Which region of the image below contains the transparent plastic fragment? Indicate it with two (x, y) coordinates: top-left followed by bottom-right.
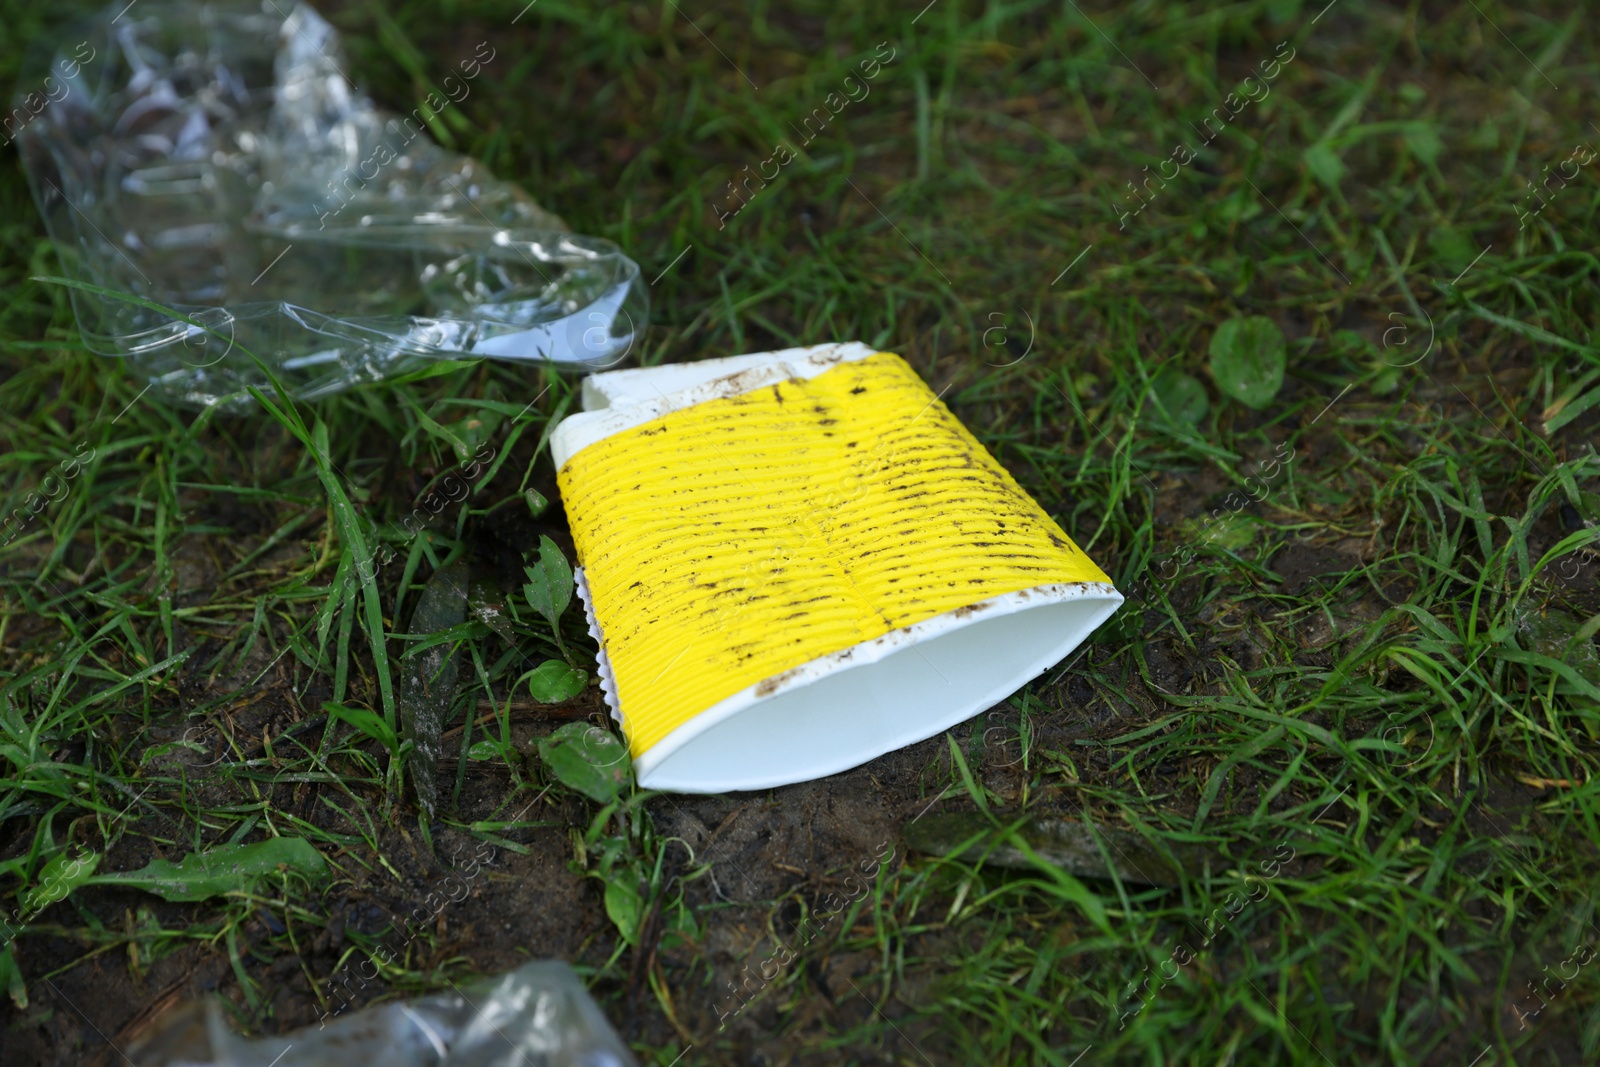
(127, 959), (638, 1067)
(14, 1), (646, 408)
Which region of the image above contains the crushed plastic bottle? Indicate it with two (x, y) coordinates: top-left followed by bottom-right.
(13, 1), (647, 409)
(126, 959), (638, 1067)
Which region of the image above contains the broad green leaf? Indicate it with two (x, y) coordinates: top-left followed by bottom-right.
(88, 839), (327, 902)
(1190, 512), (1258, 552)
(604, 875), (644, 946)
(1149, 369), (1209, 427)
(537, 721), (631, 804)
(526, 660), (588, 703)
(1209, 316), (1286, 409)
(467, 740), (504, 761)
(20, 850), (100, 915)
(523, 535), (574, 625)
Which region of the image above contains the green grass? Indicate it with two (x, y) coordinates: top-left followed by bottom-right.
(3, 0), (1600, 1064)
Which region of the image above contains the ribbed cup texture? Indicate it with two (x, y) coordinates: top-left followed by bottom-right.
(557, 352), (1112, 757)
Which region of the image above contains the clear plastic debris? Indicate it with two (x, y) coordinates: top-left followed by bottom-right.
(127, 959), (638, 1067)
(14, 1), (646, 409)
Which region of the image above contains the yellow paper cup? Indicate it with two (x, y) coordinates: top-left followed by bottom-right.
(551, 342), (1122, 793)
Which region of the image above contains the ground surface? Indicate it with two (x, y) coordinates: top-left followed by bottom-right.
(2, 1), (1599, 1064)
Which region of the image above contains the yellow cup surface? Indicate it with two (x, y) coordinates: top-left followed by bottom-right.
(557, 351), (1112, 758)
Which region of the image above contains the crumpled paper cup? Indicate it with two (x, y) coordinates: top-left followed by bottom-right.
(551, 342), (1122, 793)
